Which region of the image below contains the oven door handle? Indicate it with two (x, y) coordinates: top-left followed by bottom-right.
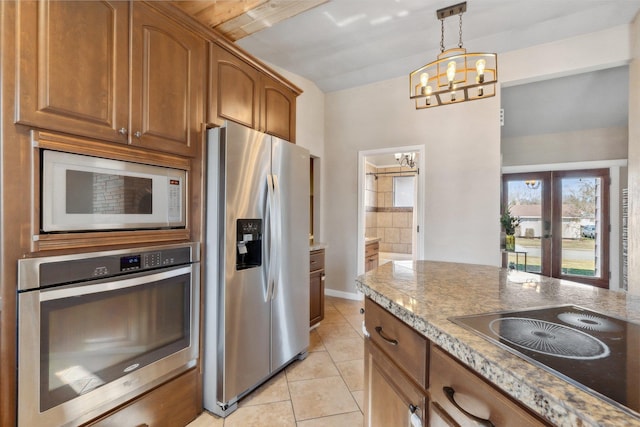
(38, 265), (193, 302)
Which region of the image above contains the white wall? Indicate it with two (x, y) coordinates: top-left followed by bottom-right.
(627, 14), (640, 295)
(324, 78), (501, 294)
(502, 127), (628, 166)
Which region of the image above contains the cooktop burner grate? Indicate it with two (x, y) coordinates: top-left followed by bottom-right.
(488, 317), (610, 359)
(557, 312), (623, 333)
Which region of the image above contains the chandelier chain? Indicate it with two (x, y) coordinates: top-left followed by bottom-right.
(458, 12), (463, 48)
(440, 18), (445, 52)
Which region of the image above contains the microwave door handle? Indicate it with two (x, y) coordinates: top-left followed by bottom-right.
(38, 266), (192, 302)
(266, 174), (276, 302)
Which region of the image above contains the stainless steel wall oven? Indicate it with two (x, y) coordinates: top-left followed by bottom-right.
(17, 243), (199, 427)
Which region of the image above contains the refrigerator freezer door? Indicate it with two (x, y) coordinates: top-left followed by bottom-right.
(210, 123), (272, 405)
(270, 138), (310, 370)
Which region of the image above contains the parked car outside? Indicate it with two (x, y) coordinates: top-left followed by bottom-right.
(581, 224), (596, 238)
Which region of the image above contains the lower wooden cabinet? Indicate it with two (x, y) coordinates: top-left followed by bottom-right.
(365, 339), (427, 427)
(429, 345), (547, 427)
(309, 248), (325, 327)
(363, 298), (549, 427)
(84, 369), (199, 427)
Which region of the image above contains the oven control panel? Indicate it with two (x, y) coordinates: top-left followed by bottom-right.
(27, 244), (198, 288)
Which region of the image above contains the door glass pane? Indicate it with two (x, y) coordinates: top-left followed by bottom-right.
(560, 176), (601, 278)
(505, 180), (543, 273)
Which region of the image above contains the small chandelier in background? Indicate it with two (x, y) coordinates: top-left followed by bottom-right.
(525, 180), (540, 190)
(409, 2), (497, 109)
(395, 153), (416, 168)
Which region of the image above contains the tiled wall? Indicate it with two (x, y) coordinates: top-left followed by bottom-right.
(364, 163), (415, 254)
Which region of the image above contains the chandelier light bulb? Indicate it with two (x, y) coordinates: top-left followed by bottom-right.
(447, 61), (456, 90)
(420, 72), (429, 87)
(475, 59), (486, 83)
(420, 72), (429, 95)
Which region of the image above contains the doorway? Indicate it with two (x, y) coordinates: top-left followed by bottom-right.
(357, 146), (425, 275)
(502, 169), (610, 288)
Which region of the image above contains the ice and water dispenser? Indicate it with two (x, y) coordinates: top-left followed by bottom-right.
(236, 219), (262, 270)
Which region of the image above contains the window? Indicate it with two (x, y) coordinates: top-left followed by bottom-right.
(393, 176), (414, 207)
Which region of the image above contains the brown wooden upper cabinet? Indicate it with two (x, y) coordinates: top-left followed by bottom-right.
(16, 1), (205, 157)
(209, 43), (297, 142)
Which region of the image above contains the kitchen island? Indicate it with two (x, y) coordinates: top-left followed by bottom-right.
(355, 260), (640, 426)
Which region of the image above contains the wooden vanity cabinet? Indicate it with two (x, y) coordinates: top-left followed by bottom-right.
(365, 241), (379, 272)
(17, 1), (205, 157)
(209, 43), (297, 142)
(309, 248), (325, 327)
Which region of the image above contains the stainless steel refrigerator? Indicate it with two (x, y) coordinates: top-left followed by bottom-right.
(203, 121), (310, 417)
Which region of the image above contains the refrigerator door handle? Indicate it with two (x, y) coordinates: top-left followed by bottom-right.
(264, 174), (275, 302)
(266, 174), (277, 301)
(271, 174), (282, 300)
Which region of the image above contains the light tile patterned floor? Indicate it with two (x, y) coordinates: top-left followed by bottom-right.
(188, 296), (365, 427)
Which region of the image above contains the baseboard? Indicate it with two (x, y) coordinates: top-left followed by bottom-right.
(324, 288), (364, 301)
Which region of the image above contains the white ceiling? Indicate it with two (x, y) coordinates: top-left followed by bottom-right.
(237, 0), (640, 93)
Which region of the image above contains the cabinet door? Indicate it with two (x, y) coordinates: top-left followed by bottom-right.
(131, 3), (205, 157)
(17, 0), (129, 143)
(209, 43), (260, 129)
(365, 340), (426, 427)
(309, 269), (324, 327)
(260, 74), (296, 142)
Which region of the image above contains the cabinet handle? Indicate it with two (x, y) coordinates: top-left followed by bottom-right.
(443, 386), (495, 427)
(134, 131), (142, 138)
(118, 127), (128, 135)
(374, 326), (398, 346)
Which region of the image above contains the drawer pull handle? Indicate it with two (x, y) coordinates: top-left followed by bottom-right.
(374, 326), (398, 346)
(443, 386), (495, 427)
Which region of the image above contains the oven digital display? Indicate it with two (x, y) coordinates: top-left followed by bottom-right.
(120, 255), (141, 271)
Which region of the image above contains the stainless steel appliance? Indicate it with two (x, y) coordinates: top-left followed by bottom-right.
(17, 243), (199, 427)
(203, 122), (310, 416)
(41, 150), (186, 232)
(451, 305), (640, 418)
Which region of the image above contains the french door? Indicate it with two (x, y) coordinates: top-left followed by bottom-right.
(502, 169), (609, 288)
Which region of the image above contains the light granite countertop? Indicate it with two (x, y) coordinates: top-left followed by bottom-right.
(310, 241), (328, 251)
(355, 260), (640, 427)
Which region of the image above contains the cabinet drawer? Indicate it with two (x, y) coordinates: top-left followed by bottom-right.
(310, 249), (325, 271)
(364, 298), (427, 388)
(365, 241), (379, 257)
(430, 345), (548, 427)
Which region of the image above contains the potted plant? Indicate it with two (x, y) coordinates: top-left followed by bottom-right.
(500, 205), (520, 251)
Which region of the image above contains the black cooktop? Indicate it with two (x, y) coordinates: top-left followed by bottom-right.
(450, 305), (640, 417)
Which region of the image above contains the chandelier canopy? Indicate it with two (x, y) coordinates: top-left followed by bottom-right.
(409, 2), (497, 109)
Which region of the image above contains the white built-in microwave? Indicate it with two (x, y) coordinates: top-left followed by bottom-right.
(41, 150), (186, 232)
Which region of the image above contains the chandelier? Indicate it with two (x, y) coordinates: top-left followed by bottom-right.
(525, 180), (540, 190)
(395, 153), (416, 168)
(409, 2), (497, 109)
